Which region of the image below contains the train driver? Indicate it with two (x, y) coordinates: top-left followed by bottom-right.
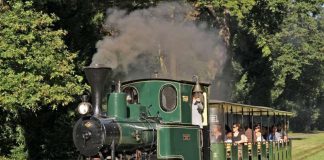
(192, 81), (204, 128)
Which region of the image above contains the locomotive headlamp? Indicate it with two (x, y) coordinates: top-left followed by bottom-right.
(77, 102), (92, 115)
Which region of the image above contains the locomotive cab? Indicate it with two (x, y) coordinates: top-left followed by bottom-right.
(120, 78), (210, 160)
(121, 78), (210, 125)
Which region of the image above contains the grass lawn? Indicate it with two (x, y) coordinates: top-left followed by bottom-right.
(290, 131), (324, 160)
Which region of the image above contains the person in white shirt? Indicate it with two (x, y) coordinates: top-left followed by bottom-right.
(268, 126), (282, 141)
(191, 80), (204, 128)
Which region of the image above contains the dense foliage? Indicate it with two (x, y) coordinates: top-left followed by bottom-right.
(0, 0), (323, 159)
(195, 0), (323, 131)
(0, 1), (84, 159)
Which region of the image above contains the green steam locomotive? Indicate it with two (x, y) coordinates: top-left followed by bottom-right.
(73, 65), (292, 160)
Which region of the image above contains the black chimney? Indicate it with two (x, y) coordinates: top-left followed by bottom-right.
(84, 64), (112, 117)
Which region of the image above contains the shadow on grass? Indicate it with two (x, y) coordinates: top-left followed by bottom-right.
(290, 137), (305, 140)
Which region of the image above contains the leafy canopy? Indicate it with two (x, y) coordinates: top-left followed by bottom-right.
(0, 1), (84, 112)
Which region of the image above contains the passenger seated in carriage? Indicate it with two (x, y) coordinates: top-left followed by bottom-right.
(232, 123), (247, 144)
(254, 124), (264, 142)
(268, 125), (282, 141)
(210, 124), (223, 143)
(281, 123), (289, 142)
(224, 125), (232, 143)
(244, 124), (253, 143)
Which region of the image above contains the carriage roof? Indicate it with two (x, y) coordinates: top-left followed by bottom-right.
(209, 100), (293, 116)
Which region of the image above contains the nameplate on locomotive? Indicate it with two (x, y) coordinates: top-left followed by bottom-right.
(84, 121), (92, 128)
(182, 96), (189, 102)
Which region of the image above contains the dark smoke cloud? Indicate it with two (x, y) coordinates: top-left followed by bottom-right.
(92, 2), (227, 82)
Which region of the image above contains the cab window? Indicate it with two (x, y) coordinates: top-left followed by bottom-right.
(123, 86), (139, 104)
(160, 85), (177, 112)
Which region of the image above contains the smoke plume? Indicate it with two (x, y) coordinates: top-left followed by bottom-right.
(92, 2), (227, 82)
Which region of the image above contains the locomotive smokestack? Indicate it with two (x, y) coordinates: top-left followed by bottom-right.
(84, 64), (112, 117)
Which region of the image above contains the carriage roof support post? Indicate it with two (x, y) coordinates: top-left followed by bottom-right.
(223, 104), (226, 142)
(231, 106), (233, 142)
(241, 107), (244, 132)
(286, 114), (289, 138)
(226, 106), (229, 129)
(235, 107), (238, 125)
(260, 111), (263, 142)
(234, 107), (236, 123)
(285, 114), (288, 143)
(267, 111), (270, 141)
(251, 109), (254, 143)
(273, 112), (276, 127)
(248, 110), (251, 130)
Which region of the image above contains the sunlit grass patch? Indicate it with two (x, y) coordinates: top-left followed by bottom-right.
(290, 131), (324, 160)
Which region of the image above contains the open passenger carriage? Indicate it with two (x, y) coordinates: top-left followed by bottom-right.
(207, 101), (293, 160)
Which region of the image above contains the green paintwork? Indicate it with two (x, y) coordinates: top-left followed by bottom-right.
(123, 81), (182, 122)
(274, 142), (278, 160)
(214, 141), (292, 160)
(284, 143), (286, 159)
(157, 125), (201, 160)
(252, 144), (258, 160)
(121, 79), (209, 124)
(102, 79), (294, 160)
(269, 142), (274, 160)
(231, 145), (238, 160)
(108, 92), (127, 118)
(180, 83), (193, 124)
(242, 145), (249, 160)
(261, 143), (266, 159)
(210, 143), (226, 160)
(115, 120), (156, 152)
(127, 104), (147, 120)
(287, 141), (292, 160)
(278, 143), (281, 160)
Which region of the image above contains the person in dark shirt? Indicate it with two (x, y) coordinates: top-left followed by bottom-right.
(232, 123), (247, 144)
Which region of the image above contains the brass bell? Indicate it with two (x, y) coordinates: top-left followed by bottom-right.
(193, 76), (203, 93)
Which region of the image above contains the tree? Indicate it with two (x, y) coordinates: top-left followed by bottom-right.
(195, 0), (323, 131)
(0, 1), (84, 158)
(268, 1), (324, 131)
(195, 0), (289, 105)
